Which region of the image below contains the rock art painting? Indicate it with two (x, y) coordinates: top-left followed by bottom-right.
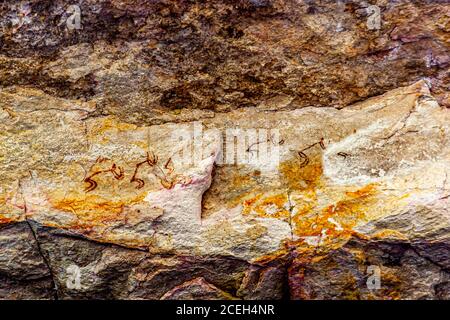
(0, 0), (449, 300)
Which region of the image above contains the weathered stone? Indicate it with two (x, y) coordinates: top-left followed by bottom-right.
(237, 265), (286, 300)
(161, 277), (238, 300)
(0, 0), (449, 300)
(288, 236), (449, 300)
(0, 222), (54, 299)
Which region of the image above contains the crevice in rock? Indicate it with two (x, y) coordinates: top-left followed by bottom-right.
(34, 223), (150, 253)
(281, 264), (292, 300)
(17, 178), (58, 300)
(24, 219), (59, 300)
(379, 101), (418, 141)
(286, 189), (294, 241)
(409, 245), (449, 273)
(200, 160), (217, 222)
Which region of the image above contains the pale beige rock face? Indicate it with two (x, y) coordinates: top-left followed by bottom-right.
(0, 0), (449, 300)
(1, 80), (449, 300)
(2, 81), (449, 259)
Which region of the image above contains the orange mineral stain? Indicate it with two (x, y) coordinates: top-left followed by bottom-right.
(242, 193), (290, 220)
(49, 191), (147, 226)
(89, 117), (138, 136)
(0, 216), (15, 224)
(279, 160), (323, 191)
(87, 117), (147, 147)
(292, 184), (378, 248)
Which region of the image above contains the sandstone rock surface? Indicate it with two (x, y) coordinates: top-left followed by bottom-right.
(0, 0), (449, 300)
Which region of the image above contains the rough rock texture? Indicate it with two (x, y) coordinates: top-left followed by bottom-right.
(0, 0), (449, 300)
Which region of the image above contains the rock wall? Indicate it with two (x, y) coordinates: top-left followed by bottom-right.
(0, 0), (449, 299)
